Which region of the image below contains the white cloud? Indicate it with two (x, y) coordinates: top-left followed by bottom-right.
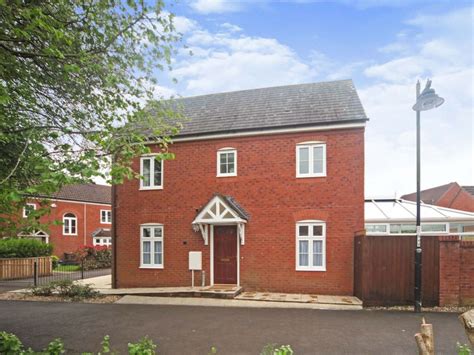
(172, 25), (315, 95)
(362, 6), (473, 196)
(189, 0), (242, 14)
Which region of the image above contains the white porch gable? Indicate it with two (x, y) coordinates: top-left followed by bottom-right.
(192, 195), (247, 245)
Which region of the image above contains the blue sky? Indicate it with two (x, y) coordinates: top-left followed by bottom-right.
(152, 0), (473, 197)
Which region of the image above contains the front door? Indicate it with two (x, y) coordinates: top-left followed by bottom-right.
(214, 226), (237, 284)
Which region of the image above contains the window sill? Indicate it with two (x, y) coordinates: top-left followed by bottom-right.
(139, 186), (163, 191)
(139, 265), (164, 269)
(296, 267), (326, 272)
(296, 174), (327, 179)
(63, 234), (78, 237)
(100, 222), (112, 225)
(216, 174), (237, 178)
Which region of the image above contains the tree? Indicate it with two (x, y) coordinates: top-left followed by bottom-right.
(0, 0), (184, 235)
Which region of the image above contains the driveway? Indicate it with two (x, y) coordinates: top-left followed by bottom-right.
(0, 301), (469, 354)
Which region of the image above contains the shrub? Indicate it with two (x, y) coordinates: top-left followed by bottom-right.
(75, 245), (111, 270)
(30, 284), (54, 296)
(29, 280), (101, 300)
(0, 333), (157, 355)
(50, 279), (100, 300)
(128, 336), (157, 355)
(0, 238), (53, 258)
(51, 255), (59, 269)
(260, 344), (294, 355)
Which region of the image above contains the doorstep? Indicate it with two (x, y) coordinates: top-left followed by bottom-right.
(99, 284), (242, 299)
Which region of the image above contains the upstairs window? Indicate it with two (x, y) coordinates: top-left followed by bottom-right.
(23, 203), (36, 218)
(63, 213), (77, 235)
(296, 143), (326, 178)
(296, 221), (326, 271)
(140, 225), (163, 268)
(101, 210), (112, 224)
(140, 156), (163, 190)
(217, 148), (237, 177)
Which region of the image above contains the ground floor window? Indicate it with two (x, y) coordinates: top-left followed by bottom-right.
(140, 224), (163, 268)
(93, 237), (111, 247)
(296, 221), (326, 271)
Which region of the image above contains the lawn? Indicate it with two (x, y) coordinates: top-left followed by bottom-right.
(54, 264), (81, 272)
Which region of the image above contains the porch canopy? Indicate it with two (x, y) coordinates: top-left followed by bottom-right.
(192, 194), (249, 245)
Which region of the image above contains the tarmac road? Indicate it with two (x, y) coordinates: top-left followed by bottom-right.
(0, 300), (469, 354)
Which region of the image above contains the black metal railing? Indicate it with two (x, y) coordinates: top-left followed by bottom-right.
(0, 258), (110, 290)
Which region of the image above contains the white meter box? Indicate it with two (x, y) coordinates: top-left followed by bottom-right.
(188, 251), (202, 270)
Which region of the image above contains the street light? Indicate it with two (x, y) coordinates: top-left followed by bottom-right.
(412, 79), (444, 313)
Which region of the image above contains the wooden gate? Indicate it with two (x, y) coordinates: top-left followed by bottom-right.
(354, 235), (439, 306)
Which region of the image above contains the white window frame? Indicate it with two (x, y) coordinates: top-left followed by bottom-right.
(100, 210), (112, 224)
(296, 220), (326, 271)
(365, 223), (389, 235)
(93, 237), (112, 247)
(296, 142), (326, 178)
(63, 213), (77, 236)
(23, 203), (36, 218)
(420, 223), (448, 234)
(140, 224), (164, 269)
(217, 148), (237, 177)
(140, 155), (163, 190)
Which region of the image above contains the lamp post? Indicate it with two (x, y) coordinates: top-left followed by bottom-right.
(412, 79), (444, 313)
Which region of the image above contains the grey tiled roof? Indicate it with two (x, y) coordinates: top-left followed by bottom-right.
(170, 80), (367, 137)
(35, 184), (111, 204)
(221, 195), (250, 221)
(463, 186), (474, 196)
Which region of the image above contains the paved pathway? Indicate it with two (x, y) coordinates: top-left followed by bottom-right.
(0, 300), (469, 354)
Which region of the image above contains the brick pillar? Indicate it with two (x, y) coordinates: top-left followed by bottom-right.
(460, 241), (474, 306)
(439, 236), (461, 306)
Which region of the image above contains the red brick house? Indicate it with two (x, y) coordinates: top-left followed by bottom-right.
(23, 184), (112, 259)
(402, 182), (474, 213)
(114, 80), (368, 295)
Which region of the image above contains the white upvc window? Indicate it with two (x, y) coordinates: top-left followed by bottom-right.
(365, 224), (389, 234)
(23, 203), (36, 218)
(140, 156), (163, 190)
(100, 210), (112, 224)
(140, 224), (163, 268)
(94, 237), (112, 247)
(217, 148), (237, 177)
(296, 221), (326, 271)
(296, 143), (326, 178)
(63, 213), (77, 235)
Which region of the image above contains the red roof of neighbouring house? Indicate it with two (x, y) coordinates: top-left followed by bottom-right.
(35, 183), (111, 205)
(401, 182), (457, 205)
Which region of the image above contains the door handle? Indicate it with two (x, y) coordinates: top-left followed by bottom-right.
(220, 258), (230, 262)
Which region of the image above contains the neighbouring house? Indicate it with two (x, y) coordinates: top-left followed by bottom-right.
(22, 184), (112, 259)
(114, 79), (368, 294)
(401, 182), (474, 213)
(365, 198), (474, 237)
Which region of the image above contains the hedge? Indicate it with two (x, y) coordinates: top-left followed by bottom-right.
(0, 238), (53, 258)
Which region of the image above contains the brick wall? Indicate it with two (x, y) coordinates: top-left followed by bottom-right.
(27, 199), (112, 259)
(115, 127), (365, 295)
(439, 236), (474, 306)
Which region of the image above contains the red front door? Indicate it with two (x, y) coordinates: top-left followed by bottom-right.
(214, 226), (238, 284)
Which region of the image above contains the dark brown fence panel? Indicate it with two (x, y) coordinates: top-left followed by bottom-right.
(354, 235), (439, 306)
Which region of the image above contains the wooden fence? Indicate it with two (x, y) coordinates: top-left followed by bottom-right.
(354, 235), (439, 306)
(0, 256), (52, 280)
